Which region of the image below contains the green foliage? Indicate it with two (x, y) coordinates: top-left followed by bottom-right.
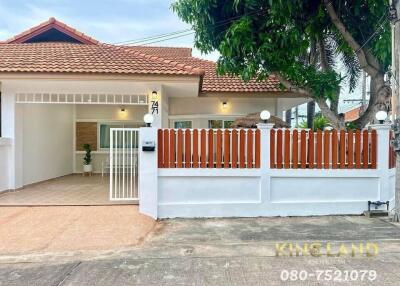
(172, 0), (391, 99)
(298, 114), (330, 131)
(83, 144), (92, 165)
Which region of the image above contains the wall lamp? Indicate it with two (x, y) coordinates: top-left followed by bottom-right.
(143, 113), (154, 127)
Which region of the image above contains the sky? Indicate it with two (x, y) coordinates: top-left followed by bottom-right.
(0, 0), (364, 117)
(0, 0), (219, 60)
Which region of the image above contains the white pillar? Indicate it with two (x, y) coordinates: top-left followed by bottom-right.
(370, 123), (391, 170)
(257, 123), (274, 204)
(370, 123), (392, 203)
(257, 123), (275, 170)
(138, 127), (158, 219)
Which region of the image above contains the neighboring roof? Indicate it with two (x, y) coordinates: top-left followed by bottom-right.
(231, 113), (289, 128)
(344, 105), (365, 121)
(4, 17), (99, 45)
(0, 43), (203, 76)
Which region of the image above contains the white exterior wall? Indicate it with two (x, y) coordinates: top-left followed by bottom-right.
(22, 104), (74, 185)
(0, 138), (11, 192)
(167, 96), (308, 128)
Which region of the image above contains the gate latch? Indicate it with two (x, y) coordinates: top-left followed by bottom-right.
(142, 141), (156, 152)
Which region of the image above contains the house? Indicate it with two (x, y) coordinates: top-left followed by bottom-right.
(0, 18), (308, 192)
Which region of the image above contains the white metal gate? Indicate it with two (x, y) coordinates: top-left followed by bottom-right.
(110, 128), (139, 201)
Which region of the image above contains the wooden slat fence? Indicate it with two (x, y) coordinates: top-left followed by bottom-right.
(158, 129), (261, 168)
(270, 129), (377, 169)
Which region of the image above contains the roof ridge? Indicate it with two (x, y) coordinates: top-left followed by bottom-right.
(4, 17), (99, 44)
(105, 44), (205, 76)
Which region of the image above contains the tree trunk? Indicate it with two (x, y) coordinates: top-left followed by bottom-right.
(307, 101), (315, 129)
(352, 74), (391, 128)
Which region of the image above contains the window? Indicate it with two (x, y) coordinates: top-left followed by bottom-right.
(208, 120), (235, 129)
(174, 121), (192, 129)
(99, 122), (143, 149)
(208, 120), (222, 129)
(223, 120), (234, 128)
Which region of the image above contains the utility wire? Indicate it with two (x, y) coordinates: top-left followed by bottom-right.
(113, 8), (268, 46)
(356, 12), (389, 52)
(113, 28), (192, 45)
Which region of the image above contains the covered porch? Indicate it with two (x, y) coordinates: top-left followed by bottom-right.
(0, 175), (127, 206)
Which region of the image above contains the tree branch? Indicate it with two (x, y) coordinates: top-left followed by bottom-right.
(272, 72), (313, 97)
(323, 0), (381, 76)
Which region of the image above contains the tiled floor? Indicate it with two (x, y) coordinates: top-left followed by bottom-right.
(0, 174), (136, 206)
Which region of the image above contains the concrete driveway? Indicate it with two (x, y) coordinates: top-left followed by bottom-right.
(0, 206), (156, 255)
(2, 215), (400, 285)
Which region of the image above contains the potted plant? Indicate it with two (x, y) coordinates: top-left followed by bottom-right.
(83, 143), (92, 173)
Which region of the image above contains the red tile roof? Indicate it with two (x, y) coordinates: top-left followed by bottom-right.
(166, 57), (282, 93)
(0, 43), (203, 76)
(4, 17), (99, 45)
(0, 18), (292, 94)
(125, 46), (282, 93)
(125, 46), (192, 58)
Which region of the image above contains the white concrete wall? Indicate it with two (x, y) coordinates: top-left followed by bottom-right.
(157, 169), (394, 218)
(75, 105), (147, 122)
(138, 124), (395, 218)
(22, 104), (74, 185)
(0, 138), (11, 192)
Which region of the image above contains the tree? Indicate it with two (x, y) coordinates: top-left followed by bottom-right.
(173, 0), (392, 129)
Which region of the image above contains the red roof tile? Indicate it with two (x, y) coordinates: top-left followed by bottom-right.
(0, 43), (203, 76)
(128, 52), (282, 93)
(124, 46), (192, 58)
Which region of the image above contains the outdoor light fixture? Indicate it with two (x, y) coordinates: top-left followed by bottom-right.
(143, 113), (154, 127)
(375, 110), (388, 124)
(222, 101), (228, 109)
(120, 106), (126, 112)
(260, 110), (271, 123)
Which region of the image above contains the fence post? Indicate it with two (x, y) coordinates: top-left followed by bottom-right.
(370, 123), (393, 205)
(257, 123), (275, 170)
(139, 127), (158, 219)
(370, 123), (391, 170)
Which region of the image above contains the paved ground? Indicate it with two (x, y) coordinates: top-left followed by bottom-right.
(2, 215), (400, 285)
(0, 206), (156, 254)
(0, 175), (135, 206)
